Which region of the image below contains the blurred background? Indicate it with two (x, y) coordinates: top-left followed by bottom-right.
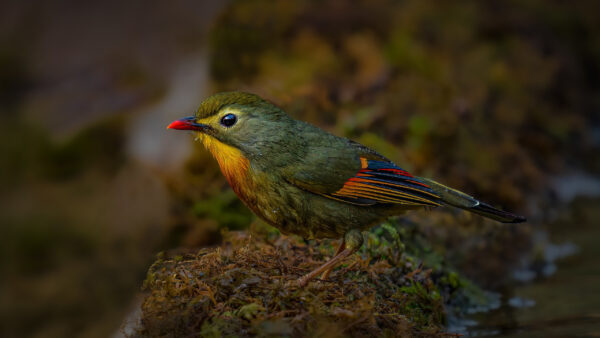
(1, 0), (599, 337)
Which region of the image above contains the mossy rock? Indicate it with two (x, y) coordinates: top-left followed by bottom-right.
(133, 230), (450, 337)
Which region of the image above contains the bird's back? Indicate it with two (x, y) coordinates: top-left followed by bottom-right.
(236, 120), (428, 238)
(241, 118), (523, 239)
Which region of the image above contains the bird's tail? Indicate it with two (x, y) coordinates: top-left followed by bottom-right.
(418, 177), (526, 223)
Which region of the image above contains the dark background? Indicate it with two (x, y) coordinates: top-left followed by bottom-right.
(1, 0), (599, 337)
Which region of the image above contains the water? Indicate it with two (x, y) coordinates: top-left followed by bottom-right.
(465, 197), (600, 337)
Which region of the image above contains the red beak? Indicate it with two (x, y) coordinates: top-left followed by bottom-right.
(167, 116), (208, 131)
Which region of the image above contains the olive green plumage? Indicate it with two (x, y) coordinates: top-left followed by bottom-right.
(198, 93), (404, 238)
(169, 91), (525, 285)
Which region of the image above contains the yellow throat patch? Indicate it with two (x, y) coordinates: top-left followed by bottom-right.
(198, 134), (250, 192)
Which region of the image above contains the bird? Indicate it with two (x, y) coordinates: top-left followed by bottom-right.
(167, 91), (526, 287)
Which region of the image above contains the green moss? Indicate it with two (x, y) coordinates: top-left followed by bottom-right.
(132, 218), (504, 337)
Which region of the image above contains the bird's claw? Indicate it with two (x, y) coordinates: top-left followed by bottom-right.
(286, 277), (309, 288)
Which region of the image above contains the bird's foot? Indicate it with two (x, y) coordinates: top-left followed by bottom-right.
(320, 239), (346, 281)
(284, 276), (310, 288)
(295, 275), (311, 288)
(290, 230), (363, 288)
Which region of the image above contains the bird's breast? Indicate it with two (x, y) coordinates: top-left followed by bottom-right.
(201, 136), (252, 197)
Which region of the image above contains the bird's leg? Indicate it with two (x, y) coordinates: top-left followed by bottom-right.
(320, 238), (345, 280)
(296, 230), (363, 287)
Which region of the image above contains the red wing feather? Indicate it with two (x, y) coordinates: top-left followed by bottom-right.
(327, 158), (442, 207)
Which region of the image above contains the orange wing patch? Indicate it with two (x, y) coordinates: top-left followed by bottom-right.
(329, 157), (442, 207)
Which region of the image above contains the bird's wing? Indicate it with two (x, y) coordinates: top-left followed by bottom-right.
(285, 141), (442, 207)
(326, 157), (443, 206)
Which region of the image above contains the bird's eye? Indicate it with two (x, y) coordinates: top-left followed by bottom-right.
(220, 113), (237, 127)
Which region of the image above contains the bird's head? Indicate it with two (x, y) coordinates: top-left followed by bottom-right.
(168, 92), (293, 175)
(168, 91), (291, 150)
